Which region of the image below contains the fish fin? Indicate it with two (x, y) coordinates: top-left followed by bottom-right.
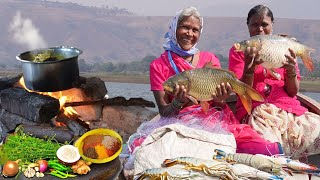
(270, 69), (281, 80)
(246, 86), (265, 102)
(234, 80), (264, 114)
(233, 43), (243, 52)
(238, 94), (253, 114)
(277, 33), (298, 41)
(200, 101), (210, 114)
(277, 33), (289, 38)
(263, 68), (267, 76)
(204, 61), (219, 69)
(300, 47), (315, 72)
(247, 55), (254, 69)
(188, 96), (198, 104)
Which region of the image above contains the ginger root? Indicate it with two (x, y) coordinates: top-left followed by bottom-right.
(71, 160), (92, 175)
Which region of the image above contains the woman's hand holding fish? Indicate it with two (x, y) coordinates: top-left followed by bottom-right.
(212, 83), (232, 105)
(172, 84), (189, 103)
(169, 84), (189, 109)
(283, 48), (297, 77)
(283, 48), (299, 97)
(244, 46), (264, 73)
(242, 47), (264, 86)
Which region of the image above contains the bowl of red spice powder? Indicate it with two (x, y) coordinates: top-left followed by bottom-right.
(74, 128), (123, 163)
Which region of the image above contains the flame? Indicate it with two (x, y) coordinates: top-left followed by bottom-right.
(16, 77), (85, 118)
(59, 96), (79, 118)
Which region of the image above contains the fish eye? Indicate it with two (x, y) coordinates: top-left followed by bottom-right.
(245, 40), (250, 45)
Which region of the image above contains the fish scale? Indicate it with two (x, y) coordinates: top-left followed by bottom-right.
(187, 68), (233, 101)
(260, 38), (293, 69)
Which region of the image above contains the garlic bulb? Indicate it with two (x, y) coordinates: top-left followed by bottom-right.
(24, 168), (36, 178)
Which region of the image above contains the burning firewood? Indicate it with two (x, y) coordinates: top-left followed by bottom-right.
(0, 73), (22, 91)
(0, 88), (60, 123)
(55, 116), (88, 137)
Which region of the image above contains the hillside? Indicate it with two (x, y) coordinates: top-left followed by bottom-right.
(0, 0), (319, 69)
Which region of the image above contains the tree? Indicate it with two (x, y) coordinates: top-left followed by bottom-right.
(141, 55), (157, 63)
(102, 62), (116, 72)
(216, 54), (228, 69)
(78, 59), (93, 72)
(0, 64), (6, 69)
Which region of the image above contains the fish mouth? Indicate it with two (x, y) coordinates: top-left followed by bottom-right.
(233, 43), (242, 51)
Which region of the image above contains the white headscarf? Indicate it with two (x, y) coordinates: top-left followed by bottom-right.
(162, 7), (203, 56)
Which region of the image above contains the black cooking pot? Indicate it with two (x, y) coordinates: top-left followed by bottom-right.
(16, 46), (82, 92)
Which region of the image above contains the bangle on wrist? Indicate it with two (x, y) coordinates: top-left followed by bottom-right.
(215, 100), (225, 104)
(286, 70), (297, 78)
(172, 98), (184, 109)
(243, 71), (254, 77)
(286, 73), (297, 78)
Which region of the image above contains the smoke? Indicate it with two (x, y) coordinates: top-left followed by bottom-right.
(8, 11), (47, 50)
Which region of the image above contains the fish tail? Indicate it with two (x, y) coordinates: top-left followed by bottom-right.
(200, 101), (209, 114)
(234, 81), (264, 114)
(300, 46), (315, 71)
(238, 93), (253, 114)
(246, 85), (264, 102)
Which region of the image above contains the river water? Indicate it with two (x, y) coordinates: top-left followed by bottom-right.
(105, 82), (320, 107)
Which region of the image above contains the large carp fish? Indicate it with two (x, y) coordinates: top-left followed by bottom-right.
(233, 34), (315, 79)
(162, 66), (264, 114)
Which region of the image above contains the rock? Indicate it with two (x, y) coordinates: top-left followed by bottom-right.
(89, 106), (158, 143)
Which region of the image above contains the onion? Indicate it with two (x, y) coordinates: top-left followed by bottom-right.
(36, 160), (48, 173)
(2, 160), (19, 177)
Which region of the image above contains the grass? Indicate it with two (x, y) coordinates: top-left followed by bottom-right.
(1, 70), (320, 92)
(80, 72), (150, 84)
(300, 80), (320, 92)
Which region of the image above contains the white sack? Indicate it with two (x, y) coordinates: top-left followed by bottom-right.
(133, 123), (236, 175)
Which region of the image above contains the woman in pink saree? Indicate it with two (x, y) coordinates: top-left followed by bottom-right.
(132, 7), (282, 156)
(228, 5), (320, 160)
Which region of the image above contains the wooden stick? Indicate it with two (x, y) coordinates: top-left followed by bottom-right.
(64, 96), (156, 108)
(64, 99), (102, 107)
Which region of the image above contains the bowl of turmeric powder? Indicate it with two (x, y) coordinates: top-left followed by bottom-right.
(74, 128), (122, 163)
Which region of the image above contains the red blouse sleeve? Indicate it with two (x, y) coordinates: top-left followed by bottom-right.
(198, 51), (221, 68)
(210, 53), (221, 68)
(228, 46), (245, 79)
(150, 60), (167, 91)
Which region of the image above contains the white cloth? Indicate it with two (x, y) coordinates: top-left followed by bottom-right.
(133, 123), (236, 175)
(249, 103), (320, 159)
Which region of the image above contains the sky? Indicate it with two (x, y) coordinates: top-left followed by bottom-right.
(48, 0), (320, 20)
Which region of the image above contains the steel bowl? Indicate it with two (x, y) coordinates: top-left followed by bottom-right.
(16, 46), (82, 92)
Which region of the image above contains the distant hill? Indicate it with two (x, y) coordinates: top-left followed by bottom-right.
(1, 0), (319, 70)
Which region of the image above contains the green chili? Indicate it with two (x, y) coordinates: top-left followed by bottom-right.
(50, 172), (68, 179)
(49, 164), (68, 172)
(50, 170), (76, 179)
(48, 159), (60, 163)
(48, 160), (72, 172)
